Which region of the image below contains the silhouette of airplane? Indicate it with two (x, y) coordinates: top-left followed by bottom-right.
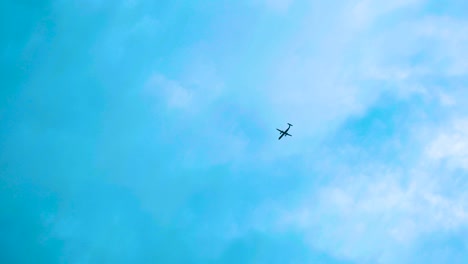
(277, 123), (293, 140)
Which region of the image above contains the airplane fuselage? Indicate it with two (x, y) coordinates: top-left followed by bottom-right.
(277, 123), (293, 140)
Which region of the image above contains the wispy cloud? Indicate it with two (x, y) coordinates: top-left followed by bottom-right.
(260, 0), (468, 142)
(268, 116), (468, 263)
(146, 73), (194, 109)
(2, 0), (468, 263)
(426, 118), (468, 170)
(142, 2), (468, 261)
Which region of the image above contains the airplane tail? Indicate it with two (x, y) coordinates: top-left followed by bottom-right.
(287, 123), (293, 126)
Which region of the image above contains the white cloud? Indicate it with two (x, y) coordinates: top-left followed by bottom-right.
(166, 85), (193, 109)
(250, 4), (468, 250)
(438, 92), (456, 106)
(258, 112), (468, 263)
(426, 118), (468, 170)
(145, 73), (193, 109)
(143, 71), (251, 167)
(350, 0), (423, 29)
(271, 165), (468, 263)
(261, 1), (468, 146)
(143, 54), (225, 114)
(138, 2), (468, 260)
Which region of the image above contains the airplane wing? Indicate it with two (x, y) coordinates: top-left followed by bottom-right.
(276, 129), (285, 133)
(285, 132), (292, 136)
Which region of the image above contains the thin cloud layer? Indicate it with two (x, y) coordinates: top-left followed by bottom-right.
(1, 0), (467, 263)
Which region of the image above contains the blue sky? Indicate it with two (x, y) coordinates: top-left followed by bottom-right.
(1, 0), (468, 263)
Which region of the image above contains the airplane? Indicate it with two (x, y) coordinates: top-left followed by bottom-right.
(277, 123), (293, 140)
